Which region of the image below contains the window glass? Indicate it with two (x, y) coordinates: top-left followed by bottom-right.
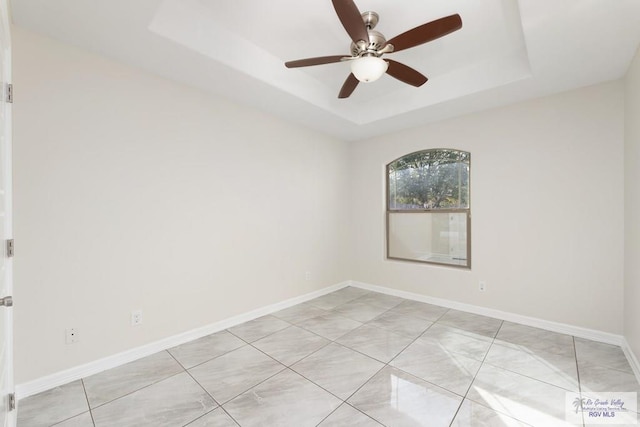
(388, 149), (469, 210)
(387, 149), (470, 268)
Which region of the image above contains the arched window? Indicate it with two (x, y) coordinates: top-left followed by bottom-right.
(387, 149), (470, 268)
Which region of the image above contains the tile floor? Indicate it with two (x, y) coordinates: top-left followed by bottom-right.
(17, 287), (640, 427)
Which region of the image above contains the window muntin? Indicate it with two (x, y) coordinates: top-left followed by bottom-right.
(386, 149), (470, 268)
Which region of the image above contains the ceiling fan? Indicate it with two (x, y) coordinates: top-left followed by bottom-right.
(284, 0), (462, 99)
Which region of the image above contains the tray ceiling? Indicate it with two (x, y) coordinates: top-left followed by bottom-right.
(11, 0), (640, 140)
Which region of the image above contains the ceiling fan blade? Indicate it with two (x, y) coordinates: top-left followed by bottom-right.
(385, 59), (428, 87)
(285, 55), (350, 68)
(386, 14), (462, 53)
(332, 0), (369, 44)
(338, 73), (359, 98)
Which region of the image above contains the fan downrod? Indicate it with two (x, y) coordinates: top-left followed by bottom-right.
(361, 11), (379, 29)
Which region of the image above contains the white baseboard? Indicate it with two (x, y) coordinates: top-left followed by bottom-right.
(348, 280), (625, 346)
(17, 279), (640, 400)
(622, 338), (640, 385)
(351, 281), (640, 383)
(15, 281), (349, 400)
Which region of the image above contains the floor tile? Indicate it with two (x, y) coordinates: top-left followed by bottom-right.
(451, 399), (531, 426)
(227, 315), (290, 343)
(52, 411), (94, 427)
(17, 380), (89, 427)
(484, 343), (579, 392)
(271, 303), (328, 324)
(189, 344), (285, 404)
(185, 408), (239, 426)
(387, 300), (449, 322)
(223, 369), (341, 427)
(467, 364), (576, 426)
(318, 404), (383, 426)
(92, 372), (216, 427)
(391, 339), (482, 396)
(329, 287), (371, 300)
(307, 289), (365, 310)
(494, 322), (575, 358)
(348, 366), (462, 427)
(296, 312), (363, 341)
(292, 342), (384, 400)
(366, 310), (432, 338)
(51, 412), (94, 427)
(22, 292), (639, 427)
(575, 337), (633, 373)
(83, 351), (183, 408)
(331, 300), (390, 323)
(336, 324), (414, 363)
(169, 330), (245, 369)
(252, 325), (330, 366)
(352, 293), (404, 310)
(437, 310), (503, 338)
(418, 324), (493, 361)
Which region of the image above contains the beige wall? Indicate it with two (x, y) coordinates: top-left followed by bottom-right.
(12, 28), (350, 383)
(625, 46), (640, 359)
(349, 82), (625, 333)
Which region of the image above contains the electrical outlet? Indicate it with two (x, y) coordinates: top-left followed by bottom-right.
(65, 328), (79, 344)
(131, 310), (143, 326)
(305, 271), (312, 281)
(479, 281), (486, 292)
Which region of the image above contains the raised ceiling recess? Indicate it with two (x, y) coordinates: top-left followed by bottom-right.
(11, 0), (640, 140)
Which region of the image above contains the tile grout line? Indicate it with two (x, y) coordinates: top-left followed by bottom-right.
(306, 301), (494, 424)
(180, 314), (340, 414)
(82, 328), (278, 426)
(163, 351), (227, 427)
(341, 402), (385, 426)
(210, 334), (289, 406)
(84, 351), (186, 412)
(449, 321), (586, 427)
(196, 328), (290, 408)
(260, 293), (412, 368)
(446, 319), (504, 427)
(178, 409), (217, 427)
(476, 338), (583, 395)
(225, 317), (294, 346)
(217, 293), (408, 426)
(79, 378), (97, 427)
(166, 330), (247, 371)
(44, 379), (96, 427)
(326, 312), (451, 426)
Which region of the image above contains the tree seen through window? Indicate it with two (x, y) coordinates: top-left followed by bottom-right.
(388, 149), (469, 210)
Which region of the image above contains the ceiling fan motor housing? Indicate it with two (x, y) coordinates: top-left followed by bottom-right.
(350, 29), (387, 57)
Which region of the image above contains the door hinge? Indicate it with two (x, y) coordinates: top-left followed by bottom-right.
(0, 296), (12, 307)
(5, 83), (12, 104)
(8, 393), (15, 411)
(6, 239), (13, 258)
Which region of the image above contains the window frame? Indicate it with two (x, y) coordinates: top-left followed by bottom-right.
(385, 148), (471, 269)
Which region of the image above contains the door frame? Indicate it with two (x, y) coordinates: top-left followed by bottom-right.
(0, 0), (14, 425)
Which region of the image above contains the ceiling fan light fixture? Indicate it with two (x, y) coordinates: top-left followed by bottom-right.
(350, 56), (388, 83)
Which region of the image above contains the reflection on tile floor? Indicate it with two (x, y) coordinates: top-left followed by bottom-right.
(17, 287), (640, 427)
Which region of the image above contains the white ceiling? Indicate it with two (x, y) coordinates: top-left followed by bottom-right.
(10, 0), (640, 141)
